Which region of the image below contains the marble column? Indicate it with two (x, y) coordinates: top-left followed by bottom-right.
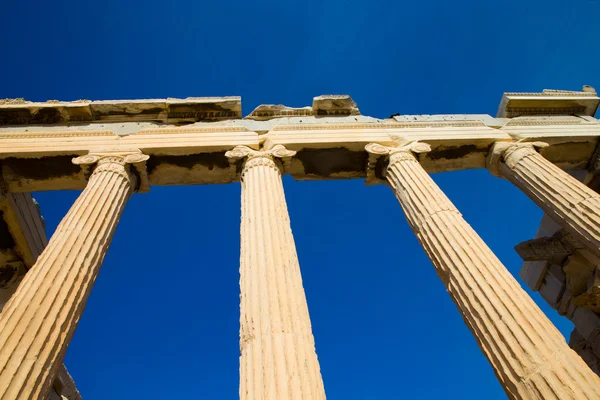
(226, 145), (326, 400)
(366, 141), (600, 400)
(0, 151), (148, 400)
(489, 141), (600, 259)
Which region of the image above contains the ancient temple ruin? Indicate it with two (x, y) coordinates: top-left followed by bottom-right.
(1, 88), (600, 399)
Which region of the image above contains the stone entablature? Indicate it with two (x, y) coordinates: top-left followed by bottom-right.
(0, 97), (242, 125)
(1, 105), (598, 192)
(497, 87), (600, 118)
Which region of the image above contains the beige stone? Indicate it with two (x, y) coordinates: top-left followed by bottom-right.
(497, 87), (600, 118)
(312, 95), (360, 116)
(489, 142), (600, 259)
(0, 190), (81, 398)
(2, 88), (600, 397)
(226, 145), (326, 400)
(366, 141), (600, 399)
(245, 104), (313, 121)
(0, 96), (242, 125)
(0, 127), (259, 192)
(0, 150), (147, 399)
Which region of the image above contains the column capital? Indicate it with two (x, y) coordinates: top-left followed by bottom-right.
(72, 150), (150, 192)
(487, 141), (549, 177)
(365, 141), (431, 184)
(225, 145), (297, 177)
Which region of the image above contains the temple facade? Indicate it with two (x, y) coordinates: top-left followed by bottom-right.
(0, 88), (600, 399)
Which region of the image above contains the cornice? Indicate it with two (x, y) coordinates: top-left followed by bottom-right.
(271, 121), (486, 131)
(504, 92), (598, 97)
(0, 130), (117, 139)
(505, 118), (589, 126)
(133, 126), (250, 135)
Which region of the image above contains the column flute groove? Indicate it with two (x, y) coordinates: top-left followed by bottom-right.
(227, 145), (326, 400)
(0, 151), (148, 400)
(489, 142), (600, 258)
(366, 141), (600, 400)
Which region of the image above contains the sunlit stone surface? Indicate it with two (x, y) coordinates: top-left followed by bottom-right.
(1, 87), (600, 398)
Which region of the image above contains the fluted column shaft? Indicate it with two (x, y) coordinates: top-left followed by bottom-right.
(227, 145), (326, 400)
(494, 142), (600, 258)
(367, 142), (600, 400)
(0, 152), (147, 400)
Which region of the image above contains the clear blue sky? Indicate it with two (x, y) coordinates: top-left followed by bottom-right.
(2, 1), (599, 398)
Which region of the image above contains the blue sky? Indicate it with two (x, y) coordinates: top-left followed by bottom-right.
(2, 0), (600, 398)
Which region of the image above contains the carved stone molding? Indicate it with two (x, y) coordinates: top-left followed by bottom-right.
(134, 126), (249, 135)
(0, 130), (116, 139)
(72, 150), (150, 192)
(271, 121), (484, 132)
(515, 229), (584, 263)
(505, 117), (586, 126)
(505, 91), (598, 97)
(486, 141), (549, 177)
(245, 104), (313, 120)
(365, 141), (431, 184)
(225, 144), (296, 179)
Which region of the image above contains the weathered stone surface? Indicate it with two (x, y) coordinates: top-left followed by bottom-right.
(0, 262), (26, 310)
(564, 253), (596, 297)
(0, 97), (242, 126)
(392, 113), (504, 127)
(245, 104), (313, 120)
(3, 88), (600, 396)
(0, 191), (81, 398)
(573, 308), (600, 344)
(226, 145), (326, 400)
(539, 264), (567, 308)
(367, 141), (600, 399)
(0, 151), (147, 399)
(166, 97), (241, 121)
(570, 330), (600, 375)
(514, 230), (577, 263)
(557, 287), (577, 318)
(0, 101), (93, 125)
(575, 286), (600, 313)
(519, 260), (548, 291)
(53, 364), (82, 400)
(0, 127), (259, 192)
(0, 192), (49, 312)
(497, 87), (600, 118)
(572, 266), (600, 312)
(499, 119), (600, 170)
(1, 101), (598, 189)
(312, 95), (360, 116)
(490, 142), (600, 259)
(0, 193), (47, 267)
